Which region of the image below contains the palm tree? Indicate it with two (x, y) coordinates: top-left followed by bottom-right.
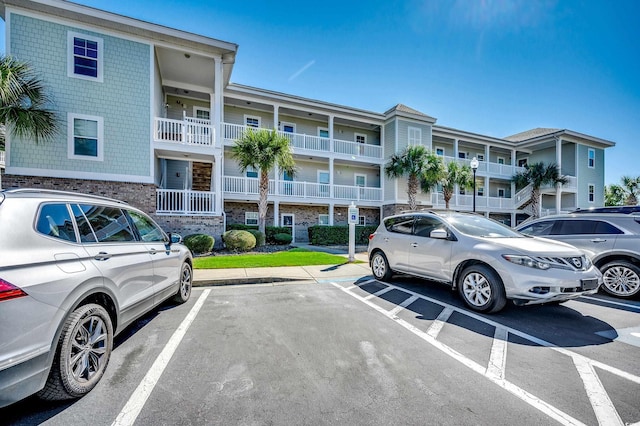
(620, 176), (640, 205)
(231, 128), (295, 235)
(512, 162), (568, 218)
(439, 161), (474, 209)
(385, 145), (440, 211)
(0, 55), (57, 147)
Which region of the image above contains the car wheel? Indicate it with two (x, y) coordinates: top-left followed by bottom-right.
(600, 260), (640, 298)
(38, 304), (113, 400)
(371, 251), (393, 282)
(457, 264), (507, 313)
(173, 261), (193, 304)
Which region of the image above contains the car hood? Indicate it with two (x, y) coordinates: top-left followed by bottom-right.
(481, 236), (582, 256)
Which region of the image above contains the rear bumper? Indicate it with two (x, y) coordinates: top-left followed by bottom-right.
(0, 350), (50, 408)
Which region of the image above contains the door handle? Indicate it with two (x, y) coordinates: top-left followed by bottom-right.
(94, 252), (112, 261)
(590, 238), (607, 243)
(411, 242), (418, 247)
(149, 248), (157, 255)
(384, 237), (389, 242)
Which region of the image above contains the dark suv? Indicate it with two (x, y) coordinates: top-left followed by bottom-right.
(517, 213), (640, 298)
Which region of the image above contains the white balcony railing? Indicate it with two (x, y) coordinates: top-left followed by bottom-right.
(156, 189), (216, 215)
(441, 156), (525, 178)
(279, 131), (330, 152)
(431, 193), (515, 210)
(333, 139), (383, 159)
(0, 151), (5, 167)
(223, 176), (382, 202)
(154, 117), (214, 147)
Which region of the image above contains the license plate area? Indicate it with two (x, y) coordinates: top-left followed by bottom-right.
(581, 278), (599, 291)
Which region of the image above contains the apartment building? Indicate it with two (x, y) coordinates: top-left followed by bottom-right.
(0, 0), (615, 242)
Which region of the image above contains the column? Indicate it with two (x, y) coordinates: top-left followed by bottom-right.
(329, 158), (334, 199)
(453, 138), (459, 159)
(274, 104), (279, 131)
(273, 201), (279, 226)
(329, 115), (334, 153)
(212, 56), (224, 214)
(329, 203), (334, 226)
(485, 145), (490, 170)
(556, 137), (562, 214)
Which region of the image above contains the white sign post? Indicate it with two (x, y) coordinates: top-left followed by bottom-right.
(347, 201), (359, 262)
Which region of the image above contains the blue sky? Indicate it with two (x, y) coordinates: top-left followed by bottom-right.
(2, 0), (638, 185)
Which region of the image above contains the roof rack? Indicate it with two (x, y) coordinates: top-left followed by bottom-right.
(3, 188), (129, 205)
(571, 206), (640, 214)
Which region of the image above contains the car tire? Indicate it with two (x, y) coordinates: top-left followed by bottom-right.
(173, 261), (193, 304)
(600, 260), (640, 298)
(371, 251), (393, 282)
(38, 304), (113, 401)
(457, 264), (507, 313)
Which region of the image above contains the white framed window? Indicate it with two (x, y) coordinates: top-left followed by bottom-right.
(355, 174), (366, 187)
(245, 212), (259, 226)
(67, 31), (103, 82)
(477, 186), (484, 197)
(458, 152), (468, 159)
(408, 127), (421, 146)
(459, 188), (466, 195)
(588, 184), (595, 203)
(68, 113), (104, 161)
(318, 170), (330, 184)
(355, 133), (366, 144)
(318, 214), (329, 225)
(518, 158), (528, 167)
(476, 154), (485, 161)
(244, 115), (261, 128)
(193, 107), (210, 120)
(435, 146), (445, 156)
(498, 188), (506, 198)
(246, 166), (258, 178)
(588, 148), (595, 168)
(358, 216), (366, 226)
(497, 157), (505, 165)
(280, 121), (296, 133)
(318, 127), (329, 138)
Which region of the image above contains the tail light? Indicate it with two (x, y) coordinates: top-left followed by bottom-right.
(0, 278), (28, 302)
(368, 233), (376, 241)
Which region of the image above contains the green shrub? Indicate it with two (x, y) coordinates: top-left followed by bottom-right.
(183, 234), (215, 255)
(227, 223), (258, 231)
(307, 225), (377, 245)
(273, 232), (292, 245)
(248, 229), (265, 247)
(266, 226), (291, 244)
(223, 230), (256, 251)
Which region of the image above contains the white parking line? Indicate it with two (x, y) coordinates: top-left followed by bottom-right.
(580, 295), (640, 310)
(332, 280), (640, 426)
(112, 290), (210, 426)
(388, 295), (419, 317)
(365, 286), (394, 300)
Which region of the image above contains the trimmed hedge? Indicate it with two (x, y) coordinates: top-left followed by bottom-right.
(226, 223), (290, 245)
(223, 230), (256, 251)
(307, 225), (377, 245)
(183, 234), (215, 255)
(273, 232), (292, 245)
(248, 230), (265, 247)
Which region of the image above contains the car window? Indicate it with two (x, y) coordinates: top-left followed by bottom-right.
(128, 210), (166, 242)
(446, 214), (522, 238)
(594, 221), (624, 234)
(413, 216), (444, 237)
(80, 204), (136, 242)
(519, 221), (554, 236)
(36, 203), (77, 242)
(384, 215), (414, 234)
(71, 204), (97, 242)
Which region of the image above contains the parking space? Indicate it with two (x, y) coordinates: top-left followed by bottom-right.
(2, 279), (640, 426)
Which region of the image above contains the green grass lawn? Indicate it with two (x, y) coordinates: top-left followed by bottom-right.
(193, 248), (361, 269)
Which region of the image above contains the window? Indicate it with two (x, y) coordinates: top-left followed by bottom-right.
(518, 158), (528, 167)
(497, 157), (505, 165)
(244, 115), (261, 128)
(68, 32), (103, 82)
(358, 216), (366, 226)
(245, 212), (258, 226)
(498, 188), (506, 198)
(518, 221), (554, 236)
(435, 146), (445, 156)
(318, 128), (329, 138)
(246, 166), (258, 178)
(477, 186), (484, 197)
(355, 133), (366, 144)
(36, 204), (76, 242)
(384, 215), (414, 234)
(408, 127), (421, 146)
(318, 214), (329, 225)
(458, 152), (468, 159)
(588, 184), (595, 203)
(193, 107), (210, 120)
(355, 174), (366, 187)
(553, 220), (623, 235)
(68, 113), (103, 161)
(413, 216), (444, 237)
(476, 154), (485, 162)
(588, 148), (595, 168)
(81, 205), (136, 242)
(128, 210), (165, 242)
(281, 122), (295, 133)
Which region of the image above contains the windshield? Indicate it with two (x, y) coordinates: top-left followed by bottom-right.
(444, 214), (524, 238)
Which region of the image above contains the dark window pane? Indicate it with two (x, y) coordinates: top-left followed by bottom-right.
(519, 221), (554, 236)
(384, 215), (414, 234)
(74, 46), (85, 55)
(594, 221), (624, 234)
(128, 210), (165, 242)
(72, 204), (96, 242)
(414, 216), (443, 237)
(81, 205), (136, 242)
(87, 49), (98, 58)
(554, 220), (596, 235)
(74, 37), (85, 47)
(87, 40), (98, 50)
(74, 137), (98, 157)
(36, 204), (76, 242)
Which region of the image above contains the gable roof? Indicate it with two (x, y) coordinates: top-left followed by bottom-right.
(384, 104), (436, 123)
(504, 128), (562, 142)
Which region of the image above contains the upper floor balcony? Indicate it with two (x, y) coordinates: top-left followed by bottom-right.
(0, 151), (5, 167)
(431, 192), (516, 212)
(154, 117), (215, 148)
(441, 155), (525, 180)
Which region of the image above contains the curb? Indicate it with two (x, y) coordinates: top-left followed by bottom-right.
(193, 277), (315, 287)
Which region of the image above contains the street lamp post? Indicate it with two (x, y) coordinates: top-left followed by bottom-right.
(470, 157), (479, 213)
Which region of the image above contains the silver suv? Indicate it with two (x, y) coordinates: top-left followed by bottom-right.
(368, 211), (602, 313)
(0, 189), (193, 408)
(517, 213), (640, 299)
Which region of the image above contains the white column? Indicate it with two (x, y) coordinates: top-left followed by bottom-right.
(273, 201), (279, 226)
(453, 138), (459, 159)
(329, 158), (334, 199)
(511, 149), (516, 167)
(212, 56), (224, 214)
(485, 145), (490, 166)
(485, 176), (490, 210)
(556, 137), (562, 214)
(274, 164), (280, 195)
(274, 104), (279, 130)
(511, 212), (516, 228)
(329, 115), (334, 153)
(329, 203), (334, 225)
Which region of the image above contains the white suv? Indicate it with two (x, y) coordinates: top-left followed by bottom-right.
(0, 189), (193, 408)
(368, 211), (602, 313)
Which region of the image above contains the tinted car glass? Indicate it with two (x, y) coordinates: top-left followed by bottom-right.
(519, 221), (553, 236)
(384, 215), (414, 234)
(36, 204), (76, 242)
(413, 216), (444, 237)
(71, 204), (97, 242)
(81, 205), (136, 242)
(552, 219), (623, 235)
(128, 210), (165, 242)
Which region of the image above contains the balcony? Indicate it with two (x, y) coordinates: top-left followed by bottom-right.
(223, 123), (383, 160)
(154, 117), (214, 147)
(0, 151), (5, 167)
(431, 193), (515, 211)
(441, 156), (525, 179)
(156, 189), (217, 215)
(224, 176), (382, 202)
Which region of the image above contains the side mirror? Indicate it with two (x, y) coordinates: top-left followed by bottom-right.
(169, 233), (183, 244)
(430, 229), (448, 240)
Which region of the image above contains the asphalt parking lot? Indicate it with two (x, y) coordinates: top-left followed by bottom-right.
(3, 273), (640, 426)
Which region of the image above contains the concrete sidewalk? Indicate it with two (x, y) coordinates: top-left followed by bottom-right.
(193, 249), (371, 287)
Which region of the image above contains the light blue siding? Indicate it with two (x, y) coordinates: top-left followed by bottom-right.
(576, 144), (605, 207)
(9, 13), (151, 177)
